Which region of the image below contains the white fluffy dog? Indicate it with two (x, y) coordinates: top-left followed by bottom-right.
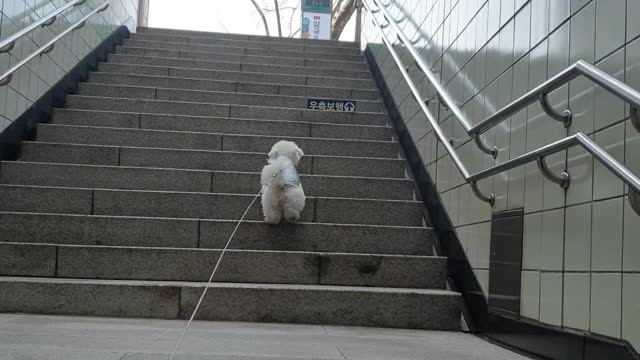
(260, 140), (306, 224)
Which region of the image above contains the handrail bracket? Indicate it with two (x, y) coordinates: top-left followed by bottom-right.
(40, 44), (55, 55)
(0, 41), (15, 53)
(631, 106), (640, 133)
(630, 189), (640, 216)
(473, 135), (498, 159)
(471, 181), (495, 206)
(0, 74), (13, 86)
(539, 93), (572, 127)
(537, 156), (570, 189)
(41, 15), (57, 27)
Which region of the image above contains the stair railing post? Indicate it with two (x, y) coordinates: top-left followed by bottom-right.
(355, 0), (362, 44)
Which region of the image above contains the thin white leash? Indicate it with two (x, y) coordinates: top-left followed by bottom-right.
(169, 169), (282, 360)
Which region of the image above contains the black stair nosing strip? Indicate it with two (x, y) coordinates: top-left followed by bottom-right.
(88, 70), (379, 94)
(0, 25), (131, 162)
(107, 53), (372, 75)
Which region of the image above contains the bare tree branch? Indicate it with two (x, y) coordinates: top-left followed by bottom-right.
(332, 0), (345, 17)
(287, 0), (300, 37)
(331, 0), (356, 40)
(262, 6), (299, 11)
(249, 0), (270, 36)
(274, 0), (283, 36)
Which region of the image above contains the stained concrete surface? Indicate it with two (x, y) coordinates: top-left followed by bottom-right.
(0, 314), (531, 360)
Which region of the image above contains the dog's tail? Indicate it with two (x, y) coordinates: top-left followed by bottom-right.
(261, 156), (299, 189)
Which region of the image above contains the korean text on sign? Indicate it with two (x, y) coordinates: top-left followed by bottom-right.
(307, 98), (357, 112)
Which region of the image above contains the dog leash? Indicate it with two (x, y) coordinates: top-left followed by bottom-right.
(169, 171), (282, 359)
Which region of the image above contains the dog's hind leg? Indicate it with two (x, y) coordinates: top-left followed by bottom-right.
(262, 198), (282, 224)
(282, 203), (300, 223)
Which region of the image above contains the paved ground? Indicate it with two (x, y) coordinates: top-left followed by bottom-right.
(0, 314), (530, 359)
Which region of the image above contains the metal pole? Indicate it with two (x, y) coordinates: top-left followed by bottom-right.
(355, 0), (362, 43)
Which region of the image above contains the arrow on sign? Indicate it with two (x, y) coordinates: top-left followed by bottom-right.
(345, 102), (355, 112)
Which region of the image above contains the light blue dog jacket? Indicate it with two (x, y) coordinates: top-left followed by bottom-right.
(280, 165), (301, 187)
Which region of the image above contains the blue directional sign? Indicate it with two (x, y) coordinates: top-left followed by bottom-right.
(307, 98), (357, 112)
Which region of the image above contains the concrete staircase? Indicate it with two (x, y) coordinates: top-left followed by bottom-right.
(0, 27), (462, 330)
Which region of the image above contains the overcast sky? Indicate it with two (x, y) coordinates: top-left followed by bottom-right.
(148, 0), (356, 41)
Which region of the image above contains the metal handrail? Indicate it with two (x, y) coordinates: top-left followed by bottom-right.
(362, 0), (640, 215)
(370, 0), (499, 158)
(471, 60), (640, 135)
(0, 0), (110, 87)
(0, 0), (86, 53)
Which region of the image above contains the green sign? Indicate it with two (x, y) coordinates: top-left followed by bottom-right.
(303, 0), (331, 13)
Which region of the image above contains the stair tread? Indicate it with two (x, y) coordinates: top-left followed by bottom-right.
(136, 27), (359, 48)
(0, 276), (457, 295)
(20, 141), (402, 161)
(52, 108), (391, 134)
(0, 211), (432, 255)
(65, 94), (383, 113)
(75, 83), (383, 110)
(3, 242), (438, 256)
(98, 61), (375, 85)
(0, 183), (419, 203)
(116, 46), (367, 70)
(39, 123), (398, 145)
(3, 160), (409, 181)
(122, 39), (363, 61)
(89, 71), (378, 97)
(130, 31), (360, 50)
(108, 53), (372, 76)
(0, 211), (428, 230)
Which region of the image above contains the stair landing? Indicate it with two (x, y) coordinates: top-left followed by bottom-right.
(0, 314), (531, 360)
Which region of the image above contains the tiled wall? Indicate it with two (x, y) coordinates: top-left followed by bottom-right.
(0, 0), (139, 131)
(360, 0), (639, 350)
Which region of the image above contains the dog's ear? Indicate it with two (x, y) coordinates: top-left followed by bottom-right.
(293, 147), (304, 164)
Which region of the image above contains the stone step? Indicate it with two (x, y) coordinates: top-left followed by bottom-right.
(108, 53), (372, 79)
(1, 242), (445, 289)
(19, 142), (407, 178)
(87, 72), (379, 100)
(0, 185), (426, 226)
(64, 95), (386, 126)
(116, 46), (368, 71)
(0, 277), (462, 330)
(136, 27), (359, 49)
(53, 108), (388, 134)
(97, 62), (375, 89)
(75, 83), (384, 113)
(130, 32), (361, 54)
(0, 162), (415, 200)
(0, 212), (433, 255)
(123, 39), (363, 62)
(37, 124), (399, 158)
